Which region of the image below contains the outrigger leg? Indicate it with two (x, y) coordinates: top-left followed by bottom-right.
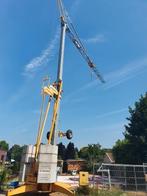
(6, 182), (74, 196)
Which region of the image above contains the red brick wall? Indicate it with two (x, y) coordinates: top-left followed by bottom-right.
(67, 161), (86, 172)
(0, 150), (7, 163)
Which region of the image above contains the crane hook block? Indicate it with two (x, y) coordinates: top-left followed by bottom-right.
(47, 131), (50, 140)
(66, 129), (73, 140)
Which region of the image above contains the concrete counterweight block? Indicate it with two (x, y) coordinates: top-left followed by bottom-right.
(37, 144), (58, 184)
(19, 145), (36, 182)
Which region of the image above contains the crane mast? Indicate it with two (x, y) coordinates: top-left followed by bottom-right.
(49, 0), (105, 148)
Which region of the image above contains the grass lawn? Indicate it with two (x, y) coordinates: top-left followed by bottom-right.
(76, 187), (127, 196)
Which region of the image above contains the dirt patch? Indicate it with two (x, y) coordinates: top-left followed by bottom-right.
(127, 191), (147, 196)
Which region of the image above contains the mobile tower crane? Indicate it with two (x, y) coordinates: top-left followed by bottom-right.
(7, 0), (104, 195)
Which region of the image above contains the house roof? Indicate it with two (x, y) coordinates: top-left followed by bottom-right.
(0, 149), (7, 154)
(66, 159), (86, 163)
(105, 152), (115, 163)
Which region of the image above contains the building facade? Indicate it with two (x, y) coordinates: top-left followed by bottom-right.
(0, 149), (7, 163)
(64, 159), (86, 173)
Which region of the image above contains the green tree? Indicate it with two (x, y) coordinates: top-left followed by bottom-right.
(0, 169), (7, 190)
(58, 142), (66, 160)
(113, 93), (147, 164)
(65, 142), (76, 160)
(113, 139), (133, 164)
(0, 140), (9, 151)
(74, 147), (79, 159)
(7, 144), (23, 162)
(7, 145), (25, 174)
(79, 144), (104, 172)
(0, 167), (11, 191)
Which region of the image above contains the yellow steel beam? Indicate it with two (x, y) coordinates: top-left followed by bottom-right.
(6, 184), (37, 196)
(48, 81), (62, 144)
(36, 93), (45, 150)
(35, 97), (51, 158)
(35, 83), (58, 158)
(52, 182), (74, 196)
(7, 182), (74, 195)
(43, 85), (58, 97)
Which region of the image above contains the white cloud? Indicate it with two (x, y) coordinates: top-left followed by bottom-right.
(80, 56), (147, 91)
(96, 108), (128, 119)
(24, 28), (60, 75)
(83, 34), (106, 44)
(78, 121), (125, 148)
(9, 0), (82, 104)
(104, 57), (147, 89)
(63, 56), (147, 103)
(85, 122), (125, 133)
(23, 0), (82, 76)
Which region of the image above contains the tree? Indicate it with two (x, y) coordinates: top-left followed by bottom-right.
(58, 142), (66, 160)
(7, 144), (25, 174)
(113, 93), (147, 164)
(0, 140), (9, 151)
(0, 169), (7, 190)
(74, 147), (79, 159)
(79, 144), (105, 171)
(0, 166), (11, 191)
(113, 139), (133, 164)
(65, 142), (76, 160)
(7, 144), (24, 162)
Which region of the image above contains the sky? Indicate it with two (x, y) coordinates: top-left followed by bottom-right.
(0, 0), (147, 149)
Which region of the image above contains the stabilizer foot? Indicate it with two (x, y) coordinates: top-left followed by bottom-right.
(6, 184), (37, 196)
(52, 182), (74, 196)
(6, 182), (74, 196)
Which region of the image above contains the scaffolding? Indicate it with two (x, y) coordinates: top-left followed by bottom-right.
(95, 163), (147, 193)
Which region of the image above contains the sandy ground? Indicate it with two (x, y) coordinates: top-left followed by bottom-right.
(0, 193), (68, 196)
(1, 175), (147, 195)
(57, 175), (79, 187)
(127, 192), (147, 196)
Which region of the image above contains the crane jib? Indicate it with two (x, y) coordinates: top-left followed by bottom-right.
(57, 0), (105, 83)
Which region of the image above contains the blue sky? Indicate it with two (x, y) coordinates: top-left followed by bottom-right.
(0, 0), (147, 149)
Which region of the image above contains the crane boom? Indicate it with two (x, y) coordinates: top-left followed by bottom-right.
(57, 0), (105, 83)
(66, 27), (105, 83)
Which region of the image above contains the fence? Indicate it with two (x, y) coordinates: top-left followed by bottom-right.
(93, 163), (147, 193)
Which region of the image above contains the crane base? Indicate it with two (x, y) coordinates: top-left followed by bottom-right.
(6, 182), (74, 196)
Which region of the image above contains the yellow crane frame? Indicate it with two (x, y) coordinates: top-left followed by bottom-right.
(7, 81), (74, 196)
(6, 0), (104, 194)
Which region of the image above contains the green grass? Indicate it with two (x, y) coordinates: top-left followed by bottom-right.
(76, 187), (127, 196)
